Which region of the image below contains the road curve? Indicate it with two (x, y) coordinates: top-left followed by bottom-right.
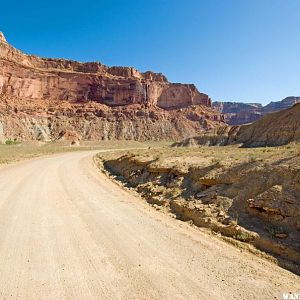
(0, 151), (299, 300)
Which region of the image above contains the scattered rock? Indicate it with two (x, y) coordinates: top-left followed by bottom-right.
(70, 140), (80, 146)
(275, 233), (288, 239)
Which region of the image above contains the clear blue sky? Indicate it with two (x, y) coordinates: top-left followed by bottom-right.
(2, 0), (300, 104)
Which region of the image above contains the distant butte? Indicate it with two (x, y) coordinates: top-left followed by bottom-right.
(213, 96), (300, 125)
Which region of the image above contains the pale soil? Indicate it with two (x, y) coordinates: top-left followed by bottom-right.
(0, 151), (299, 299)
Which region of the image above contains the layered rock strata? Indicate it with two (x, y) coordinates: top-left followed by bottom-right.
(0, 32), (224, 141)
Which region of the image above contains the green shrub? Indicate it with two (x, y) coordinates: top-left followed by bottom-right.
(5, 138), (20, 145)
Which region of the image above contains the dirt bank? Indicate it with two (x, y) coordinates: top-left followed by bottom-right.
(98, 145), (300, 274)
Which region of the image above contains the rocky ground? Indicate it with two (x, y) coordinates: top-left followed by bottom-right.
(97, 144), (300, 274)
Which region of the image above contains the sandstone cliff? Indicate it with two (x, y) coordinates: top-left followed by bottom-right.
(0, 33), (211, 108)
(0, 32), (224, 141)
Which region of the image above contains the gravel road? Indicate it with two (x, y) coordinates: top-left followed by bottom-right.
(0, 151), (298, 299)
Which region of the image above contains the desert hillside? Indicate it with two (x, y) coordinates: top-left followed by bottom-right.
(176, 102), (300, 147)
(233, 103), (300, 146)
(213, 96), (300, 125)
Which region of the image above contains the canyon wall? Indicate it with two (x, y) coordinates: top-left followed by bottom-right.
(0, 33), (211, 109)
(0, 32), (224, 141)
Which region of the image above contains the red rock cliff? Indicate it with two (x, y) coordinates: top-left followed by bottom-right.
(0, 33), (211, 109)
(0, 32), (223, 142)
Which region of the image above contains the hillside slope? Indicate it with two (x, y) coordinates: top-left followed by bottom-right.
(213, 97), (300, 125)
(235, 103), (300, 146)
(175, 103), (300, 147)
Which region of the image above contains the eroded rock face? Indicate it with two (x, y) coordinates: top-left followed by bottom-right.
(0, 97), (224, 142)
(212, 102), (263, 125)
(100, 151), (300, 269)
(0, 32), (224, 141)
(157, 84), (210, 109)
(0, 32), (211, 108)
(247, 185), (299, 225)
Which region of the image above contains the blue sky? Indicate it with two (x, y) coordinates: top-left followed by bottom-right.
(1, 0), (300, 104)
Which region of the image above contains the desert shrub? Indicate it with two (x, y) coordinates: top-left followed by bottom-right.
(211, 158), (223, 167)
(235, 232), (250, 242)
(5, 138), (20, 145)
(248, 156), (257, 163)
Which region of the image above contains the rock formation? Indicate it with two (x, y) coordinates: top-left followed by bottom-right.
(262, 96), (300, 113)
(213, 97), (300, 125)
(0, 32), (224, 141)
(99, 148), (300, 270)
(234, 103), (300, 146)
(175, 102), (300, 147)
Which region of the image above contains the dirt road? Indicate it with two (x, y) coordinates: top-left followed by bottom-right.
(0, 151), (298, 299)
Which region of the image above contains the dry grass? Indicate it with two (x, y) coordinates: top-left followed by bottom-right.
(99, 143), (300, 170)
(0, 140), (171, 165)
